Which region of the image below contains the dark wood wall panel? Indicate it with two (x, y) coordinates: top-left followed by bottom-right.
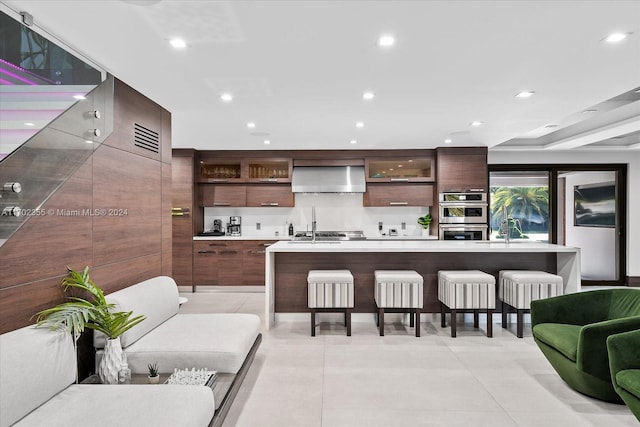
(0, 78), (171, 335)
(91, 253), (162, 295)
(0, 276), (66, 333)
(0, 159), (93, 289)
(162, 250), (172, 277)
(161, 109), (172, 165)
(274, 252), (555, 313)
(106, 79), (162, 161)
(172, 153), (194, 287)
(161, 162), (172, 253)
(92, 145), (162, 266)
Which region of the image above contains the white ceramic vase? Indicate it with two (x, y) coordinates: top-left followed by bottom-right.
(99, 337), (125, 385)
(421, 227), (430, 237)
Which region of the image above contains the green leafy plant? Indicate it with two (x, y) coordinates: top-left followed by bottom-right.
(417, 214), (432, 229)
(35, 266), (146, 340)
(148, 362), (159, 377)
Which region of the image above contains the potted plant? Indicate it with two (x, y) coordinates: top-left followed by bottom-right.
(147, 362), (160, 384)
(417, 214), (432, 236)
(35, 266), (145, 384)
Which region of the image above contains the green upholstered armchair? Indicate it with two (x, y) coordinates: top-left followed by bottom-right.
(607, 329), (640, 421)
(530, 288), (640, 402)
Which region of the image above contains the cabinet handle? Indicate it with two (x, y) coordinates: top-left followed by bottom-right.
(259, 243), (273, 247)
(219, 250), (239, 255)
(389, 202), (409, 205)
(249, 250), (266, 255)
(197, 250), (216, 254)
(208, 243), (227, 247)
(468, 188), (485, 192)
(213, 202), (231, 206)
(209, 179), (229, 183)
(390, 178), (410, 182)
(260, 202), (279, 206)
(259, 179), (279, 182)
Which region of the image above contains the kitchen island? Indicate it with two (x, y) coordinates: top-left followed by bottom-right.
(264, 240), (580, 329)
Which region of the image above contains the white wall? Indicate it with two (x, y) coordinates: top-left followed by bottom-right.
(564, 171), (617, 280)
(489, 150), (640, 278)
(204, 193), (431, 238)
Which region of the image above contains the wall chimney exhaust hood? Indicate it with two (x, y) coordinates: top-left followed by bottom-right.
(291, 166), (366, 193)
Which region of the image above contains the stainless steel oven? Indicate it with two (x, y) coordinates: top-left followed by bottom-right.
(439, 224), (488, 240)
(438, 192), (487, 224)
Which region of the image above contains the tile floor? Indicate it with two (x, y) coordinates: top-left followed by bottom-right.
(179, 288), (638, 427)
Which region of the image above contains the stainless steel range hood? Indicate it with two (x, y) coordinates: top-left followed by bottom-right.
(291, 166), (366, 193)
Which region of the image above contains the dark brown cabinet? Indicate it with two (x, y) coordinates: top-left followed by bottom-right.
(243, 240), (276, 285)
(246, 158), (292, 183)
(246, 185), (294, 207)
(436, 148), (488, 193)
(199, 185), (247, 207)
(172, 151), (196, 289)
(193, 240), (244, 286)
(364, 184), (433, 207)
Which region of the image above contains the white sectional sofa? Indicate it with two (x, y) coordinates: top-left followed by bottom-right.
(95, 276), (262, 375)
(0, 326), (214, 427)
(0, 276), (262, 427)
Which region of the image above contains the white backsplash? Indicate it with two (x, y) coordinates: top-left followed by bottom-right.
(204, 193), (430, 238)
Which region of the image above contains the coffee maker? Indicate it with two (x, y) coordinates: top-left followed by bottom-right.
(227, 216), (241, 236)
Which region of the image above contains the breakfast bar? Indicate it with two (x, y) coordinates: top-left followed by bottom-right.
(264, 240), (581, 329)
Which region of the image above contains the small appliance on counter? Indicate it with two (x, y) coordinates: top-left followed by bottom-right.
(199, 219), (225, 236)
(227, 216), (241, 236)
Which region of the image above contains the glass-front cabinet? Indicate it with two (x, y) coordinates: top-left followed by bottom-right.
(365, 157), (434, 182)
(246, 158), (291, 182)
(199, 159), (242, 183)
(198, 157), (291, 183)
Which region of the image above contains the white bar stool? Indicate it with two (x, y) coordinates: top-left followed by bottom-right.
(307, 270), (354, 336)
(438, 270), (496, 338)
(374, 270), (424, 337)
(499, 270), (564, 338)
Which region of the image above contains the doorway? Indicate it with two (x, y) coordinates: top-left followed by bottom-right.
(490, 164), (627, 285)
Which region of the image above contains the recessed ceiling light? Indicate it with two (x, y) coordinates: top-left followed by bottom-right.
(444, 138), (452, 144)
(350, 139), (357, 144)
(247, 122), (256, 128)
(408, 160), (413, 162)
(471, 121), (484, 127)
(73, 94), (86, 100)
(85, 140), (94, 144)
(220, 93), (233, 102)
(389, 168), (394, 171)
(169, 38), (187, 48)
(263, 140), (270, 145)
(398, 164), (403, 168)
(24, 122), (34, 126)
(362, 91), (375, 101)
(378, 34), (396, 47)
(516, 91), (535, 98)
(355, 121), (364, 128)
(604, 32), (629, 43)
(544, 124), (558, 129)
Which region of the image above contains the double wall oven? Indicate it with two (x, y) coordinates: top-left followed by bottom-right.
(438, 192), (488, 240)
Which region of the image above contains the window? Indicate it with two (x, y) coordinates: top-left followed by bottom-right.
(489, 171), (549, 242)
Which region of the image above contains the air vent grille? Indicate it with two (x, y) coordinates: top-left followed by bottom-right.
(134, 123), (159, 153)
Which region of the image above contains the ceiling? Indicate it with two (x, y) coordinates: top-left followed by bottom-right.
(3, 0), (640, 152)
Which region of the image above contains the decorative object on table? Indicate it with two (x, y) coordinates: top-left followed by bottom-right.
(148, 362), (160, 384)
(35, 266), (146, 385)
(164, 368), (218, 387)
(417, 214), (432, 236)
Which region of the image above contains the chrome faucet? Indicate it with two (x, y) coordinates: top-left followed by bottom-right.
(311, 206), (317, 243)
(501, 206), (510, 244)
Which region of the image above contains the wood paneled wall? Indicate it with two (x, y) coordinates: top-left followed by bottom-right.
(0, 78), (172, 334)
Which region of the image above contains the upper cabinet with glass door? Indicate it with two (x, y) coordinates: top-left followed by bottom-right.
(199, 159), (243, 183)
(246, 158), (292, 183)
(365, 157), (435, 182)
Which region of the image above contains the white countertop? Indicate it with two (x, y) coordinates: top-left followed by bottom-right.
(193, 235), (438, 241)
(267, 240), (579, 253)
